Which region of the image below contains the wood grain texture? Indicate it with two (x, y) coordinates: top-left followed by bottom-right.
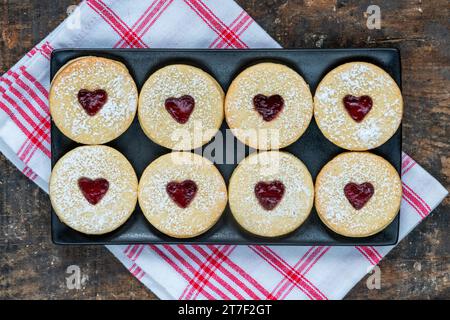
(0, 0), (448, 300)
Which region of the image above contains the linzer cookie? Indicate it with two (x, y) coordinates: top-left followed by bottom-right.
(315, 152), (401, 237)
(49, 146), (138, 235)
(314, 62), (403, 150)
(225, 63), (313, 150)
(49, 56), (138, 144)
(138, 152), (227, 238)
(228, 151), (314, 237)
(138, 64), (224, 150)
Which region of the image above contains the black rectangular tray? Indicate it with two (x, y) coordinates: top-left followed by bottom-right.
(51, 48), (401, 246)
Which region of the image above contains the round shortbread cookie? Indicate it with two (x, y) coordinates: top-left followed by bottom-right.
(228, 151), (314, 237)
(225, 63), (313, 150)
(314, 62), (403, 150)
(49, 56), (138, 144)
(315, 152), (402, 237)
(50, 145), (138, 235)
(138, 64), (224, 150)
(138, 152), (227, 238)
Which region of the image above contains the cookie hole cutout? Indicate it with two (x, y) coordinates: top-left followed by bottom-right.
(343, 182), (374, 210)
(253, 94), (284, 122)
(254, 180), (285, 210)
(165, 95), (195, 124)
(78, 177), (109, 205)
(166, 180), (198, 208)
(77, 89), (108, 116)
(342, 95), (373, 122)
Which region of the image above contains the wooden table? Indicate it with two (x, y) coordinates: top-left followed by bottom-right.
(1, 0), (448, 299)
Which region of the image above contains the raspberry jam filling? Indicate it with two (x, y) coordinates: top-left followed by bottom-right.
(166, 180), (198, 208)
(342, 95), (373, 122)
(78, 177), (109, 205)
(165, 95), (195, 124)
(253, 94), (284, 122)
(343, 182), (374, 210)
(254, 180), (285, 210)
(77, 89), (108, 116)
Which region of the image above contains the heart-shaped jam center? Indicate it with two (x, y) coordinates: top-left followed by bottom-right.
(77, 89), (108, 116)
(78, 177), (109, 205)
(165, 95), (195, 124)
(343, 182), (374, 210)
(253, 94), (284, 122)
(254, 180), (285, 210)
(342, 95), (373, 122)
(166, 180), (198, 208)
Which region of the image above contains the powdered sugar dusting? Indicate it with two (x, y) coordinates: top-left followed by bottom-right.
(50, 57), (138, 144)
(228, 151), (314, 237)
(138, 152), (227, 238)
(315, 152), (402, 237)
(225, 63), (313, 149)
(314, 62), (403, 150)
(50, 146), (138, 234)
(139, 64), (224, 150)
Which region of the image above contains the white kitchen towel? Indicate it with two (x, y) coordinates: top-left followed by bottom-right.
(0, 0), (447, 300)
